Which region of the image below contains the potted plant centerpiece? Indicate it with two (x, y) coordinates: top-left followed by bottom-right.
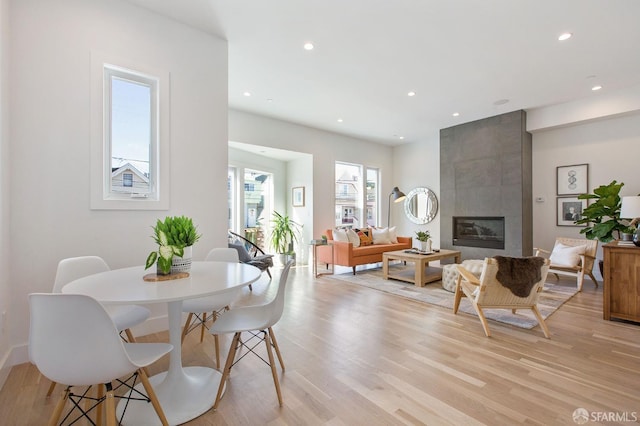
(415, 230), (431, 252)
(269, 211), (302, 264)
(145, 216), (201, 275)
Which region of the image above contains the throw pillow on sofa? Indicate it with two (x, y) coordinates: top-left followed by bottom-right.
(372, 227), (392, 245)
(333, 228), (349, 242)
(355, 228), (373, 246)
(346, 228), (360, 247)
(388, 226), (399, 243)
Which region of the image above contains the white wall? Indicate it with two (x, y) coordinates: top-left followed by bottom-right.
(287, 156), (313, 264)
(229, 109), (395, 241)
(532, 112), (640, 269)
(392, 137), (441, 247)
(6, 0), (228, 368)
(0, 0), (11, 385)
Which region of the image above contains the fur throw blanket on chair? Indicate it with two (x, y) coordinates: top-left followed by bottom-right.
(494, 256), (546, 297)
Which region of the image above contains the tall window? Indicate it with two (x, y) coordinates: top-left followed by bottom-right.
(366, 168), (379, 226)
(106, 66), (156, 197)
(228, 167), (236, 231)
(91, 53), (169, 210)
(335, 162), (363, 227)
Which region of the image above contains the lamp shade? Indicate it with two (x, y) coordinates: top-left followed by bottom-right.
(620, 196), (640, 219)
(390, 186), (406, 203)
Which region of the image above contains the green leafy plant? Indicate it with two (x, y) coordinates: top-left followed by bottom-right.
(269, 211), (302, 254)
(144, 216), (200, 274)
(415, 230), (431, 242)
(145, 229), (183, 274)
(152, 216), (201, 248)
(576, 180), (633, 242)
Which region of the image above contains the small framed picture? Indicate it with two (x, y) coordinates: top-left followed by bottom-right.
(292, 186), (305, 207)
(557, 197), (587, 227)
(557, 164), (588, 195)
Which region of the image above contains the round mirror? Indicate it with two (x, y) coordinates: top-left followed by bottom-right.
(404, 187), (438, 224)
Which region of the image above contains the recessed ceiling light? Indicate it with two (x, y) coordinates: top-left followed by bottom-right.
(558, 32), (573, 41)
(452, 112), (460, 117)
(399, 136), (405, 140)
(592, 85), (602, 91)
(303, 42), (314, 50)
(493, 99), (509, 106)
(267, 98), (273, 102)
(407, 91), (416, 97)
(243, 91), (251, 97)
(337, 118), (343, 123)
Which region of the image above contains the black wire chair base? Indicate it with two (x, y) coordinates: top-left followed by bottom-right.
(231, 330), (279, 369)
(54, 372), (152, 426)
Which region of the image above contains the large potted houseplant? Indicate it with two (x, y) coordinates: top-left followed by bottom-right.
(145, 216), (201, 274)
(269, 211), (302, 264)
(575, 180), (633, 242)
(575, 180), (634, 274)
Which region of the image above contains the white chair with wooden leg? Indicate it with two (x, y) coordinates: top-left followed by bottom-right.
(181, 248), (242, 368)
(29, 293), (172, 426)
(46, 256), (151, 397)
(211, 260), (293, 409)
(453, 257), (551, 338)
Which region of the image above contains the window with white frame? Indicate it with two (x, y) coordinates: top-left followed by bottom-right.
(91, 52), (169, 210)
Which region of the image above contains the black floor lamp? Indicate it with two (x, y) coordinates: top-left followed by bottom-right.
(387, 186), (406, 227)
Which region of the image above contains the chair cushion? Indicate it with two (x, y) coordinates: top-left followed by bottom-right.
(228, 243), (252, 263)
(549, 242), (586, 267)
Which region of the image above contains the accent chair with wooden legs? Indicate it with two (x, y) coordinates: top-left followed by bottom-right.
(453, 257), (551, 338)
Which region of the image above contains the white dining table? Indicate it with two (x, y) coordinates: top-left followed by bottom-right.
(62, 261), (261, 425)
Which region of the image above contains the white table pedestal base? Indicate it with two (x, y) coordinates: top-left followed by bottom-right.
(117, 366), (223, 425)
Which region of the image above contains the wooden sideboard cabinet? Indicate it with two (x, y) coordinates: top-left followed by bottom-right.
(603, 241), (640, 322)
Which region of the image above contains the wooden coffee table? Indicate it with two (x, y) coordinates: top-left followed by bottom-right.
(382, 249), (461, 287)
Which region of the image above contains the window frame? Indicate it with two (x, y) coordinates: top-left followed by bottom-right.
(90, 51), (170, 210)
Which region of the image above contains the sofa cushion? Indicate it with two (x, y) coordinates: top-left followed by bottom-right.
(388, 226), (399, 243)
(346, 228), (360, 248)
(352, 243), (400, 257)
(355, 228), (373, 246)
(372, 227), (392, 244)
(333, 228), (349, 243)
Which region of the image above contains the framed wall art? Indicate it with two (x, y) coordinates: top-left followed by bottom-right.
(557, 164), (588, 195)
(292, 186), (305, 207)
(557, 197), (587, 227)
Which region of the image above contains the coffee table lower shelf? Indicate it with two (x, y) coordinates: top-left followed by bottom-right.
(382, 249), (461, 287)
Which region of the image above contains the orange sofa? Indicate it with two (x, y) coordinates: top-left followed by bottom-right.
(317, 228), (411, 275)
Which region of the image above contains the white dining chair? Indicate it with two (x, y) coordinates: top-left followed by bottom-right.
(181, 248), (242, 368)
(211, 259), (293, 409)
(29, 293), (172, 426)
(47, 256), (151, 397)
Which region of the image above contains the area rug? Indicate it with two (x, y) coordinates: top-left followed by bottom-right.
(327, 266), (578, 329)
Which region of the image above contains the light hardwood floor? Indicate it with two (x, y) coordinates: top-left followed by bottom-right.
(1, 264), (639, 425)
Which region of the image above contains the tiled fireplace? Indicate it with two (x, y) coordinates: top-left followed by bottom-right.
(440, 110), (532, 260)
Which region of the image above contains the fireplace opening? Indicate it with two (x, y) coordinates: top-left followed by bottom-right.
(453, 216), (505, 249)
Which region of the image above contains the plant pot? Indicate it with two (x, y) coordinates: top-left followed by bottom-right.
(171, 245), (192, 273)
(418, 240), (432, 252)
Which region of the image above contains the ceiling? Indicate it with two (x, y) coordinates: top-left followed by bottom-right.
(128, 0), (640, 146)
